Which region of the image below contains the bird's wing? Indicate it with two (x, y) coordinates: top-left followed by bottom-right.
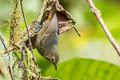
(40, 14), (59, 47)
(38, 20), (50, 39)
(46, 14), (59, 34)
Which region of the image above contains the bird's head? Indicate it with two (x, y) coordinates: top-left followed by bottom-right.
(45, 51), (59, 70)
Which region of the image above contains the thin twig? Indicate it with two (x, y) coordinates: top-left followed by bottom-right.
(20, 0), (36, 64)
(0, 47), (16, 56)
(87, 0), (120, 56)
(38, 0), (47, 21)
(8, 66), (14, 80)
(0, 36), (7, 50)
(73, 27), (81, 37)
(0, 35), (14, 80)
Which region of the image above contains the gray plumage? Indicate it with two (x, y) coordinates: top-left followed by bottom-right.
(36, 14), (59, 70)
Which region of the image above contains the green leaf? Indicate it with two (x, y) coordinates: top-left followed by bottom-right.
(43, 58), (120, 80)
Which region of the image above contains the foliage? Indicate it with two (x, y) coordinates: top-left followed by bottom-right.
(0, 0), (120, 80)
(43, 58), (120, 80)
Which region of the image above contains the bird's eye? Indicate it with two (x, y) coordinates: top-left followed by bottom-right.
(51, 58), (54, 62)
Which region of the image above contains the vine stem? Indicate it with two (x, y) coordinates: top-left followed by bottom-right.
(20, 0), (36, 64)
(87, 0), (120, 56)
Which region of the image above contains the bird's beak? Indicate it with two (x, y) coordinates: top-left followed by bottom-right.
(54, 63), (57, 70)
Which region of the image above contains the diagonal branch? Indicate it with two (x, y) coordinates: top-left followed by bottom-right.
(87, 0), (120, 56)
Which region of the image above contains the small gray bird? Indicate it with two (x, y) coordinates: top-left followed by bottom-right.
(36, 12), (59, 70)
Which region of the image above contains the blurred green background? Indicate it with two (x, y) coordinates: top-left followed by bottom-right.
(0, 0), (120, 79)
